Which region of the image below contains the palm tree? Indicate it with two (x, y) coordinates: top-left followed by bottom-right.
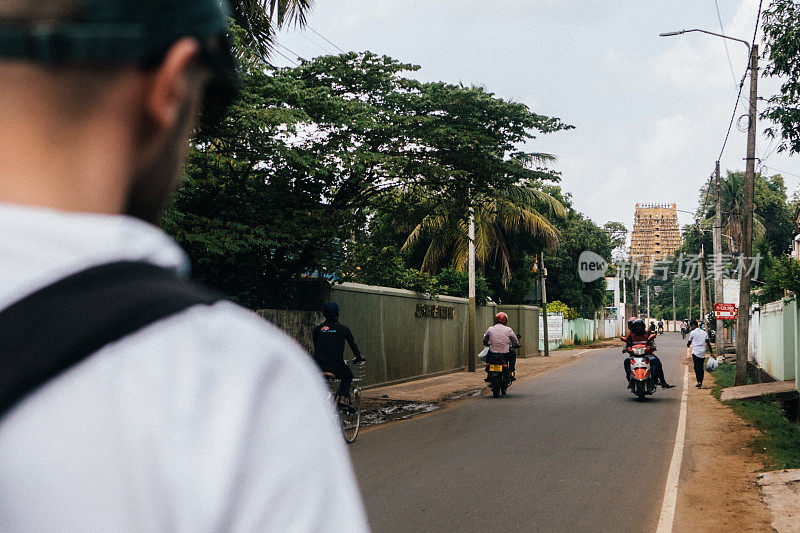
(402, 185), (566, 287)
(704, 170), (765, 252)
(230, 0), (314, 58)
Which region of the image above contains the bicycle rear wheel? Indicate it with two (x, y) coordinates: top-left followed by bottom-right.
(339, 389), (361, 444)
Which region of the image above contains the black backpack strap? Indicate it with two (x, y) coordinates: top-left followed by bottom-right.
(0, 261), (223, 418)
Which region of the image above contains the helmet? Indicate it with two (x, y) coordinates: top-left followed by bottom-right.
(627, 318), (636, 330)
(631, 318), (646, 335)
(323, 301), (340, 320)
(494, 312), (508, 325)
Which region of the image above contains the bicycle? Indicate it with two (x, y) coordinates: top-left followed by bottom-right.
(323, 359), (366, 444)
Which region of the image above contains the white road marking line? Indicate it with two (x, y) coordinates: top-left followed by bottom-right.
(655, 363), (690, 533)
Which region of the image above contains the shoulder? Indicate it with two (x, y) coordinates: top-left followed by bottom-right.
(0, 300), (367, 529)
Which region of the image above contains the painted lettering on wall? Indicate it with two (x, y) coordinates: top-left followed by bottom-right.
(415, 303), (455, 319)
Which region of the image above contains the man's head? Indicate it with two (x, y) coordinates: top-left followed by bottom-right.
(0, 0), (236, 222)
(631, 319), (646, 335)
(690, 319), (698, 329)
(323, 302), (340, 321)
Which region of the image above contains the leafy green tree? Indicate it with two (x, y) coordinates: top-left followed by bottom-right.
(542, 211), (612, 318)
(697, 171), (794, 253)
(165, 29), (573, 306)
(603, 221), (627, 250)
(762, 0), (800, 154)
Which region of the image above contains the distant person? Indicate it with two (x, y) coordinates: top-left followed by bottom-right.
(657, 319), (664, 334)
(648, 321), (657, 335)
(687, 319), (714, 387)
(313, 302), (366, 404)
(0, 1), (367, 530)
(681, 320), (689, 339)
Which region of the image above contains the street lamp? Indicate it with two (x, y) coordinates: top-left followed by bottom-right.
(660, 28), (757, 385)
(658, 29), (750, 50)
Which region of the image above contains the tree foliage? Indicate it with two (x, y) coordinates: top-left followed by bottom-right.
(163, 29), (573, 307)
(542, 211), (612, 318)
(762, 0), (800, 154)
(230, 0), (314, 60)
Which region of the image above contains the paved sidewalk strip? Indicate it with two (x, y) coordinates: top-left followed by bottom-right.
(756, 469), (800, 533)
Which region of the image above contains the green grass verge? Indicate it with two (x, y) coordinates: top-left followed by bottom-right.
(711, 362), (800, 470)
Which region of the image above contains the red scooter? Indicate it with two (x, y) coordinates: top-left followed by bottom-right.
(622, 334), (658, 401)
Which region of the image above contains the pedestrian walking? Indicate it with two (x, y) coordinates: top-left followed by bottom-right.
(0, 2), (367, 530)
(687, 319), (714, 387)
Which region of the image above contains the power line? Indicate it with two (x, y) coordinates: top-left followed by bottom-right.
(275, 41), (305, 61)
(717, 0), (763, 163)
(703, 0), (765, 217)
(761, 165), (800, 181)
(301, 31), (336, 55)
(307, 25), (346, 53)
(272, 47), (299, 66)
(713, 0), (738, 87)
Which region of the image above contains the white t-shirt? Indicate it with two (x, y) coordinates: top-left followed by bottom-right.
(688, 327), (709, 357)
(0, 203), (368, 532)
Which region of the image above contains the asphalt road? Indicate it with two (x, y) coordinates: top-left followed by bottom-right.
(350, 333), (687, 533)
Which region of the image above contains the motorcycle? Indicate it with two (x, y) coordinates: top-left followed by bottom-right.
(484, 334), (520, 398)
(622, 334), (658, 401)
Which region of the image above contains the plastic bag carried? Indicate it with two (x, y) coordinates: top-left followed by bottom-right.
(478, 347), (489, 361)
(706, 357), (719, 372)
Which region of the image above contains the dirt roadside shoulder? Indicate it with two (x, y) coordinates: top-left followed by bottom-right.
(673, 359), (773, 532)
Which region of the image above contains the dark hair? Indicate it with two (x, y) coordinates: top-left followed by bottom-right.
(690, 319), (698, 327)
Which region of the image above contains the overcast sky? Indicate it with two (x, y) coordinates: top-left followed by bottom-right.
(274, 0), (800, 234)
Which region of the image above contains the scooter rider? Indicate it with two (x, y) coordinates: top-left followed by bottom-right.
(483, 312), (520, 380)
(623, 319), (674, 389)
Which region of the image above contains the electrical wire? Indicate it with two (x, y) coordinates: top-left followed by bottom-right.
(717, 0), (763, 164)
(272, 47), (299, 66)
(307, 25), (346, 53)
(301, 31), (336, 55)
(713, 0), (739, 87)
(702, 0), (765, 218)
(275, 41), (305, 61)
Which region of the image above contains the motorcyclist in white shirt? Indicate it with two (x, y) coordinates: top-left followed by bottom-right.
(483, 312), (520, 380)
(0, 1), (367, 531)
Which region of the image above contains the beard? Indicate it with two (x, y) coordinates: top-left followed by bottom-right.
(124, 98), (195, 224)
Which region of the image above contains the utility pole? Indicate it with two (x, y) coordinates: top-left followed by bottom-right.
(540, 255), (549, 357)
(467, 210), (476, 372)
(689, 278), (693, 321)
(714, 160), (726, 357)
(672, 283), (676, 331)
(699, 244), (709, 326)
(623, 275), (627, 329)
(735, 45), (758, 386)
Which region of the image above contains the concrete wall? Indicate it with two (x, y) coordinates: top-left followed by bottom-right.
(258, 282), (540, 389)
(760, 301), (784, 378)
(562, 318), (597, 346)
(752, 297), (797, 382)
(497, 305), (540, 358)
(330, 283), (469, 387)
(257, 309), (322, 355)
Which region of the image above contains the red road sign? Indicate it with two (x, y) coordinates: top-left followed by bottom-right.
(714, 303), (738, 320)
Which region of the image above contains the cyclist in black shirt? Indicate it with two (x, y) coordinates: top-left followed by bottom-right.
(312, 302), (365, 403)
